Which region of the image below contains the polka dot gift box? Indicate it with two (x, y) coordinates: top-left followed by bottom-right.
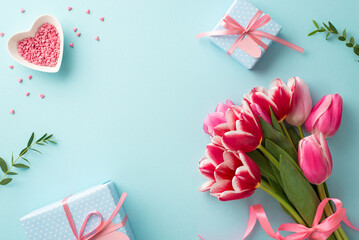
(20, 181), (135, 240)
(197, 0), (303, 69)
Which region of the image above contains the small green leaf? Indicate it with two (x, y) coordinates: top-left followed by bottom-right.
(21, 157), (31, 164)
(350, 37), (355, 45)
(280, 155), (320, 226)
(323, 22), (331, 31)
(346, 43), (353, 47)
(326, 32), (331, 40)
(19, 147), (28, 156)
(11, 154), (14, 164)
(0, 158), (8, 173)
(317, 28), (326, 32)
(354, 45), (359, 56)
(27, 132), (34, 147)
(13, 163), (29, 169)
(312, 20), (319, 29)
(0, 178), (12, 185)
(48, 140), (57, 144)
(7, 172), (18, 175)
(308, 30), (318, 36)
(342, 29), (347, 38)
(37, 143), (45, 146)
(328, 22), (338, 34)
(44, 134), (53, 140)
(30, 148), (42, 154)
(37, 133), (47, 142)
(338, 36), (346, 41)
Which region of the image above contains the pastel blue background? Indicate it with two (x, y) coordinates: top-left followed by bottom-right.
(0, 0), (359, 240)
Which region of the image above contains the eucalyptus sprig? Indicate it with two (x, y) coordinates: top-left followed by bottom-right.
(308, 20), (359, 61)
(0, 133), (56, 186)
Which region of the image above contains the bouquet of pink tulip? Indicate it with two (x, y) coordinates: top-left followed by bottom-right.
(198, 77), (354, 240)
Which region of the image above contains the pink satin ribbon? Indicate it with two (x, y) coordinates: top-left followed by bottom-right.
(241, 198), (359, 240)
(62, 192), (128, 240)
(196, 10), (304, 56)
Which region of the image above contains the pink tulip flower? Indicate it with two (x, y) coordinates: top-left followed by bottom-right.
(298, 133), (333, 185)
(210, 151), (261, 201)
(305, 94), (343, 138)
(244, 78), (292, 122)
(198, 143), (225, 192)
(285, 77), (312, 126)
(203, 99), (234, 136)
(221, 101), (263, 152)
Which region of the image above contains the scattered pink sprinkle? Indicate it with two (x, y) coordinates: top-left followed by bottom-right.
(18, 78), (23, 83)
(17, 23), (60, 67)
(9, 65), (14, 69)
(28, 75), (32, 80)
(0, 33), (4, 37)
(25, 92), (30, 96)
(86, 9), (90, 14)
(73, 27), (77, 32)
(100, 17), (104, 22)
(69, 42), (74, 47)
(40, 94), (45, 99)
(67, 7), (72, 11)
(95, 36), (99, 41)
(10, 109), (15, 114)
(20, 8), (25, 13)
(76, 32), (81, 37)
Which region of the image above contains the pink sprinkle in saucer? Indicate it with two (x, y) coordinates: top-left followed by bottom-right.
(100, 17), (104, 22)
(73, 27), (77, 32)
(18, 78), (23, 83)
(25, 92), (30, 96)
(86, 9), (90, 14)
(9, 65), (14, 69)
(69, 42), (74, 48)
(0, 33), (4, 37)
(95, 36), (99, 41)
(76, 32), (81, 37)
(40, 94), (45, 99)
(68, 7), (72, 11)
(28, 75), (32, 80)
(10, 109), (15, 114)
(20, 8), (25, 13)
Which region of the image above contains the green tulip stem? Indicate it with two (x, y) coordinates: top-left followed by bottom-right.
(258, 181), (307, 226)
(279, 122), (298, 154)
(317, 183), (348, 240)
(258, 145), (280, 170)
(297, 125), (305, 139)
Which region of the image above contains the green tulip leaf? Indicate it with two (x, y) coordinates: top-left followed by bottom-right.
(280, 154), (320, 226)
(269, 107), (282, 133)
(265, 139), (304, 176)
(259, 117), (297, 160)
(247, 150), (277, 183)
(287, 127), (301, 151)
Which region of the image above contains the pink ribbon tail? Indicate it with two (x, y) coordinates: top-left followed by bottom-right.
(62, 192), (129, 240)
(196, 10), (304, 56)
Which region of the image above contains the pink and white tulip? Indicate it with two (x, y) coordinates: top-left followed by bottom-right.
(211, 151), (261, 201)
(245, 78), (292, 122)
(203, 99), (234, 136)
(285, 77), (312, 126)
(298, 133), (333, 185)
(221, 101), (263, 152)
(305, 94), (343, 138)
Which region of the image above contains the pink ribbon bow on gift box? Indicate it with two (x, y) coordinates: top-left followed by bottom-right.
(197, 10), (304, 57)
(62, 192), (129, 240)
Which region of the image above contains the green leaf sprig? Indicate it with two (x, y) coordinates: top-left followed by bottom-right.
(308, 20), (359, 61)
(0, 133), (56, 186)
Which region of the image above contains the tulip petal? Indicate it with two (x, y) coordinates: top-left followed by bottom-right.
(210, 180), (233, 195)
(218, 189), (255, 201)
(222, 131), (260, 152)
(198, 180), (216, 192)
(206, 144), (225, 166)
(199, 156), (215, 179)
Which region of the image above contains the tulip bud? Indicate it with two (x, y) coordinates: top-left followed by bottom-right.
(203, 99), (234, 136)
(305, 94), (343, 138)
(285, 77), (312, 126)
(298, 133), (333, 185)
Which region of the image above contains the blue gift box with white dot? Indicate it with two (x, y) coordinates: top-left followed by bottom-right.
(20, 181), (135, 240)
(209, 0), (282, 69)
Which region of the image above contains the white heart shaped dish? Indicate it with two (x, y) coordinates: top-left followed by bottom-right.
(7, 15), (64, 73)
